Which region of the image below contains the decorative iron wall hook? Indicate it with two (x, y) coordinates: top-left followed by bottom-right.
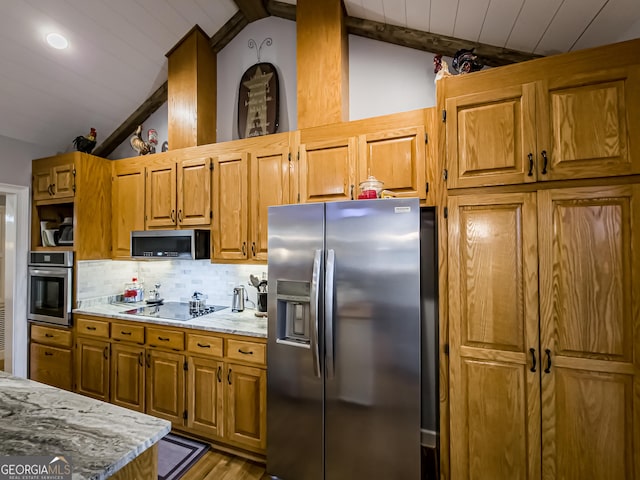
(248, 37), (273, 62)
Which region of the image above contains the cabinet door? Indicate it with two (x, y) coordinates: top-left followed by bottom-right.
(538, 185), (640, 480)
(358, 126), (426, 199)
(146, 350), (185, 426)
(75, 337), (110, 401)
(145, 163), (177, 228)
(51, 163), (75, 199)
(33, 168), (53, 201)
(299, 137), (357, 203)
(448, 192), (541, 480)
(212, 153), (249, 261)
(537, 66), (640, 181)
(30, 342), (73, 391)
(177, 157), (212, 227)
(187, 356), (225, 438)
(225, 363), (266, 451)
(250, 145), (290, 261)
(112, 165), (145, 258)
(111, 343), (145, 412)
(446, 83), (537, 188)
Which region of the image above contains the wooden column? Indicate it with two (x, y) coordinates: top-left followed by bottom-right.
(166, 25), (217, 149)
(296, 0), (349, 129)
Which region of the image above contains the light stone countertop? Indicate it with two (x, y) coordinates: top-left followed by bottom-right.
(73, 301), (268, 339)
(0, 371), (171, 480)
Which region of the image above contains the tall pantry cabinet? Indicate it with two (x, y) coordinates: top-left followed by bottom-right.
(442, 38), (640, 480)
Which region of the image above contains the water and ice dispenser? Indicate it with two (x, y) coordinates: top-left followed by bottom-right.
(275, 280), (311, 347)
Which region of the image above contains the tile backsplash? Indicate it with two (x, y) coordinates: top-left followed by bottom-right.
(77, 260), (268, 307)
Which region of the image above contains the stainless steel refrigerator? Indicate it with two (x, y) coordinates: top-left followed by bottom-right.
(267, 198), (437, 480)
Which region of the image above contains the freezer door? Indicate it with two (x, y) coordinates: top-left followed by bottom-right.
(325, 199), (421, 479)
(267, 203), (325, 480)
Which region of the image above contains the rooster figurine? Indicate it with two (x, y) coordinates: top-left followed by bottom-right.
(72, 128), (97, 153)
(130, 125), (151, 156)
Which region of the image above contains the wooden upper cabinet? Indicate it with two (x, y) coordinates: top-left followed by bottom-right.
(448, 192), (541, 480)
(446, 83), (537, 188)
(358, 126), (426, 199)
(445, 64), (640, 188)
(299, 137), (357, 203)
(177, 157), (212, 226)
(537, 184), (640, 479)
(212, 152), (249, 261)
(145, 163), (177, 228)
(537, 66), (640, 181)
(144, 157), (212, 229)
(33, 160), (75, 201)
(112, 164), (145, 258)
(250, 145), (290, 261)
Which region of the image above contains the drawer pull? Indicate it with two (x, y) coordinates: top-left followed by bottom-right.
(44, 351), (53, 356)
(197, 343), (211, 348)
(157, 337), (170, 341)
(86, 326), (97, 331)
(44, 333), (54, 338)
(120, 331), (132, 336)
(238, 348), (253, 355)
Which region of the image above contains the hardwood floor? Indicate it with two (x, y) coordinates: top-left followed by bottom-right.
(181, 449), (269, 480)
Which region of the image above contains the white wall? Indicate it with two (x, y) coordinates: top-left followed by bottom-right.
(109, 103), (169, 160)
(0, 135), (50, 186)
(109, 16), (446, 157)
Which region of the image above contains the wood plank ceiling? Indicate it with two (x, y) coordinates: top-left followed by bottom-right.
(0, 0), (637, 155)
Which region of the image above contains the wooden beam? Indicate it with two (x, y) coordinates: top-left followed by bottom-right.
(210, 10), (248, 53)
(266, 0), (296, 21)
(345, 16), (541, 67)
(233, 0), (269, 22)
(92, 81), (167, 158)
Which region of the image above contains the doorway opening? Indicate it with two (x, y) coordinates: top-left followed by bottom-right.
(0, 183), (30, 377)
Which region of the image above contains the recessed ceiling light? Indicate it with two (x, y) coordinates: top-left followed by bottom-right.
(46, 33), (68, 50)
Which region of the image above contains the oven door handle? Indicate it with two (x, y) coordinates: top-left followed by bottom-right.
(28, 268), (70, 277)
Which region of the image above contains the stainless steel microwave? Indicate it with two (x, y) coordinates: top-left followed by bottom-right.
(27, 251), (73, 326)
(130, 229), (210, 259)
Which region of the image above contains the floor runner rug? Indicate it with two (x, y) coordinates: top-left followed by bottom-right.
(157, 433), (210, 480)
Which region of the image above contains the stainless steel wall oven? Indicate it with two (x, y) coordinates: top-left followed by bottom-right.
(27, 251), (73, 326)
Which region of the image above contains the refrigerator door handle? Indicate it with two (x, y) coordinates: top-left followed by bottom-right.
(310, 248), (322, 378)
(325, 249), (336, 379)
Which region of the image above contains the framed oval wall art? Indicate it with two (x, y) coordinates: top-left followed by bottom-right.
(237, 62), (280, 139)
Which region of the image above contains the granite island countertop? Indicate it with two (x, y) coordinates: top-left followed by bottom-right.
(74, 301), (267, 338)
(0, 371), (171, 480)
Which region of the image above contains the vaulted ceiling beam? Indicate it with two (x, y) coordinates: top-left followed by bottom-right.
(234, 0), (269, 22)
(344, 16), (541, 67)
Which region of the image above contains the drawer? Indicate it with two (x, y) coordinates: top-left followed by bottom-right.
(76, 317), (110, 339)
(29, 343), (73, 391)
(111, 323), (145, 343)
(146, 327), (184, 350)
(31, 324), (72, 348)
(226, 338), (266, 366)
(186, 333), (223, 357)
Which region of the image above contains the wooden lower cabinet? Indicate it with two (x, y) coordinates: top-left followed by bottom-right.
(75, 337), (110, 402)
(186, 356), (225, 438)
(226, 363), (267, 451)
(146, 350), (185, 427)
(29, 324), (73, 391)
(30, 342), (73, 390)
(448, 184), (640, 479)
(111, 343), (145, 412)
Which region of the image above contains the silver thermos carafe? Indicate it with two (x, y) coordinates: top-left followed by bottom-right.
(232, 286), (245, 312)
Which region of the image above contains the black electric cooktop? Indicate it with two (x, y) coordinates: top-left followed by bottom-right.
(121, 301), (228, 321)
